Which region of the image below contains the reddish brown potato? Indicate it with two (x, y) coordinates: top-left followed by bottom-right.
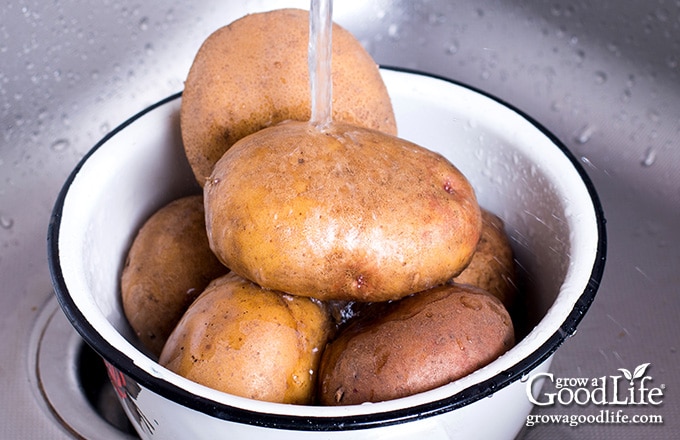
(181, 8), (397, 183)
(205, 121), (482, 302)
(317, 284), (515, 405)
(452, 209), (518, 308)
(159, 273), (332, 404)
(121, 195), (228, 356)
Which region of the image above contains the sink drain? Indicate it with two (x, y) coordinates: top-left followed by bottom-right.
(29, 295), (138, 439)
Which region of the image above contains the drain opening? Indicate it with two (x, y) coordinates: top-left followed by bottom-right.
(77, 341), (137, 435)
(30, 296), (138, 439)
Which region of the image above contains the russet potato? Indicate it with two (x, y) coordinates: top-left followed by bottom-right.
(158, 272), (332, 404)
(317, 283), (515, 405)
(181, 8), (397, 183)
(121, 7), (523, 407)
(204, 121), (482, 302)
(452, 209), (518, 308)
(121, 195), (228, 356)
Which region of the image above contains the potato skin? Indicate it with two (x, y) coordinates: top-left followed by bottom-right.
(205, 121), (481, 302)
(181, 8), (397, 183)
(158, 273), (332, 404)
(121, 195), (228, 356)
(452, 209), (518, 307)
(317, 284), (515, 405)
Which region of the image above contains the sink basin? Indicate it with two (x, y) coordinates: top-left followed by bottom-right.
(1, 1), (678, 438)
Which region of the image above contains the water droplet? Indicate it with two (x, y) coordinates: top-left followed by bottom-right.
(445, 41), (459, 55)
(100, 122), (110, 134)
(138, 17), (149, 31)
(574, 124), (596, 145)
(606, 42), (620, 56)
(647, 109), (660, 123)
(574, 48), (585, 63)
(50, 138), (70, 152)
(621, 88), (632, 102)
(594, 71), (607, 84)
(655, 8), (669, 22)
(641, 147), (656, 167)
(387, 23), (399, 39)
(428, 12), (445, 25)
(0, 215), (14, 230)
(459, 295), (482, 311)
(144, 43), (154, 55)
(580, 156), (598, 171)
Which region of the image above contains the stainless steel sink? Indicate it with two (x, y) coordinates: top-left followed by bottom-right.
(1, 1), (678, 438)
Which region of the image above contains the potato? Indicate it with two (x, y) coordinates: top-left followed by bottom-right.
(158, 272), (332, 404)
(205, 121), (482, 302)
(121, 195), (228, 356)
(452, 209), (518, 307)
(317, 284), (515, 405)
(181, 8), (397, 183)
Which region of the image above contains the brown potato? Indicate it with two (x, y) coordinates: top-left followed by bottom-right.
(205, 121), (481, 302)
(158, 273), (332, 404)
(121, 195), (229, 356)
(181, 8), (397, 183)
(452, 209), (518, 308)
(317, 284), (515, 405)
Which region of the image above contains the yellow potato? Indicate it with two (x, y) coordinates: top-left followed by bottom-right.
(181, 8), (397, 183)
(158, 273), (332, 404)
(452, 209), (518, 307)
(121, 195), (228, 356)
(205, 121), (481, 302)
(317, 284), (515, 405)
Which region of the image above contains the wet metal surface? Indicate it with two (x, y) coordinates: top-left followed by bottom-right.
(1, 1), (678, 438)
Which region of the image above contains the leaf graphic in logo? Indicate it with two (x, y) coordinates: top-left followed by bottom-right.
(633, 363), (651, 381)
(618, 368), (632, 382)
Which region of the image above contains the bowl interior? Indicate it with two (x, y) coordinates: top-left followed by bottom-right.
(50, 68), (603, 419)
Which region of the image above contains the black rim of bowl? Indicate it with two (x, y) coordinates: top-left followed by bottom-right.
(47, 66), (607, 431)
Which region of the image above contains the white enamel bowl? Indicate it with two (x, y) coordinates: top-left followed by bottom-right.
(48, 68), (606, 440)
